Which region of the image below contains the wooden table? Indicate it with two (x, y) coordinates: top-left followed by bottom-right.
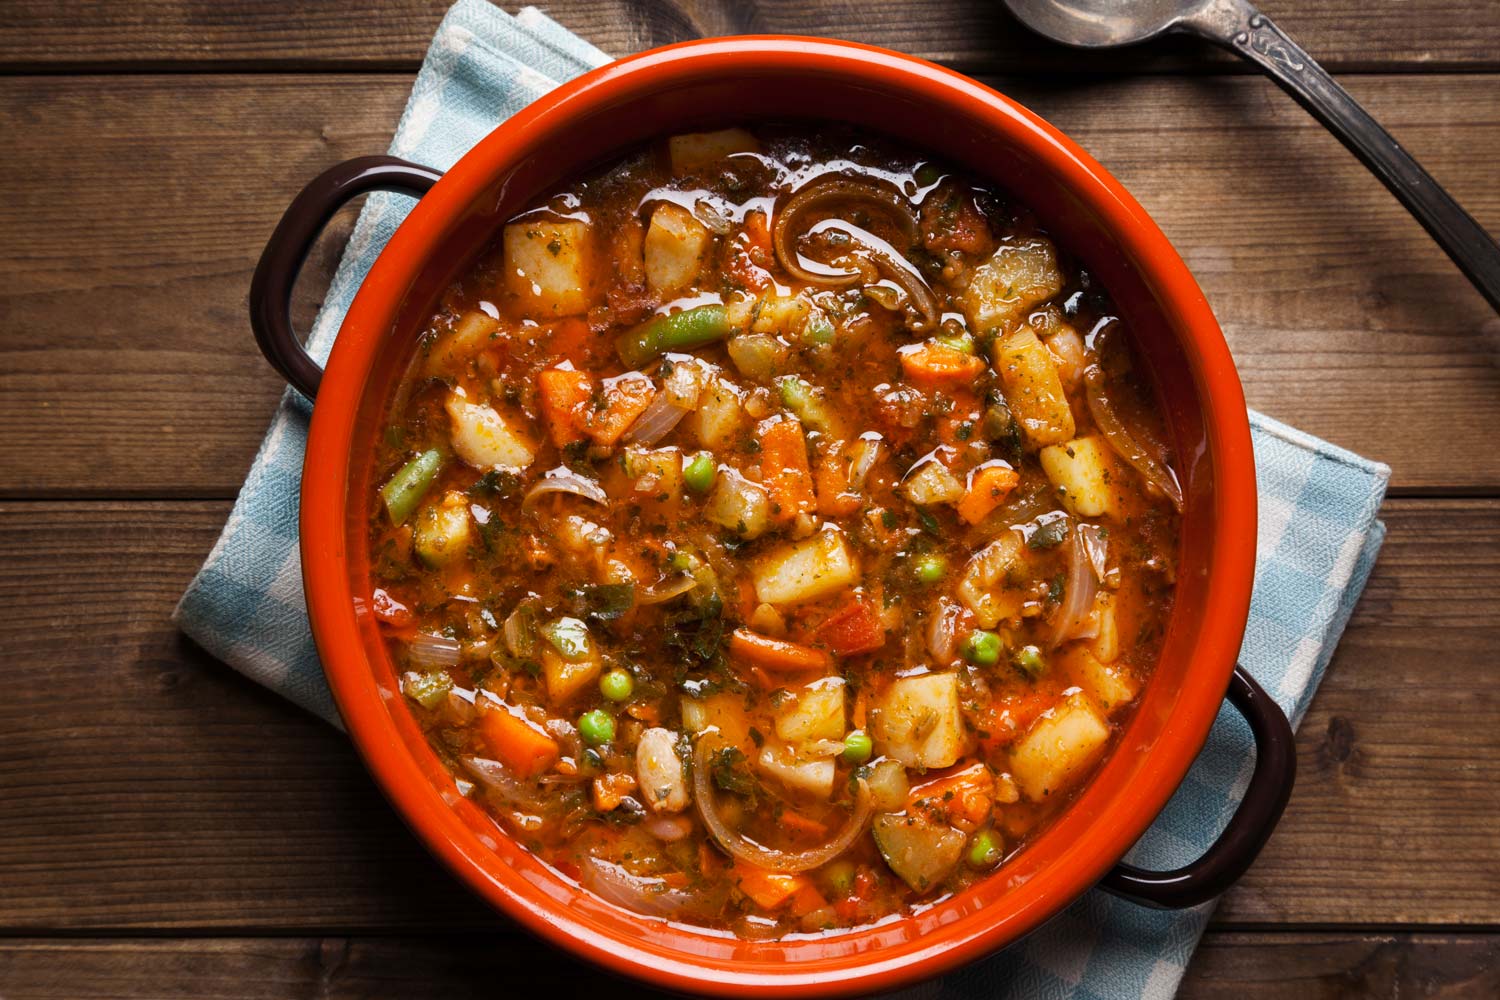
(2, 2), (1497, 996)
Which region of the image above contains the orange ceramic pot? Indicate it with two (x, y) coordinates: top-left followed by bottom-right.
(251, 37), (1289, 998)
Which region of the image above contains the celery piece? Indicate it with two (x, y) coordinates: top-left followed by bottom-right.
(615, 304), (730, 367)
(776, 375), (840, 436)
(381, 449), (443, 524)
(402, 670), (452, 710)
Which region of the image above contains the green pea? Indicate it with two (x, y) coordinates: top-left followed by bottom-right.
(961, 629), (1002, 666)
(825, 859), (857, 895)
(578, 709), (615, 746)
(599, 668), (634, 702)
(967, 828), (1003, 868)
(683, 452), (717, 493)
(914, 553), (947, 584)
(1014, 644), (1046, 678)
(842, 730), (874, 765)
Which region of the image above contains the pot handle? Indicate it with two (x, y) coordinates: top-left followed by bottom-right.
(1101, 665), (1296, 909)
(249, 155), (443, 400)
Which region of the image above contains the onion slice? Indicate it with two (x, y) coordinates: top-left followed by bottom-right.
(624, 391), (691, 447)
(693, 735), (871, 873)
(459, 755), (542, 810)
(522, 466), (609, 511)
(1083, 363), (1184, 512)
(407, 632), (461, 669)
(637, 574), (699, 606)
(847, 434), (883, 490)
(580, 857), (697, 917)
(1076, 522), (1108, 583)
(1049, 529), (1100, 650)
(771, 176), (939, 330)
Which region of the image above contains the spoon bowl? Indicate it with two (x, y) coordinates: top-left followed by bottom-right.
(1000, 0), (1209, 48)
(1002, 0), (1500, 313)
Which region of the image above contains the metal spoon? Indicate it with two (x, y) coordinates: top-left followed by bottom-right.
(1002, 0), (1500, 313)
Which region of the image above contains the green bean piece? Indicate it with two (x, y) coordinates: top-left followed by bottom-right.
(380, 449), (444, 524)
(777, 375), (839, 435)
(683, 452), (717, 493)
(615, 304), (730, 367)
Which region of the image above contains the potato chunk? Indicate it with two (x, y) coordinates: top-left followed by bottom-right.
(668, 128), (761, 171)
(637, 727), (690, 813)
(685, 374), (747, 451)
(871, 672), (970, 769)
(445, 388), (535, 471)
(993, 329), (1076, 449)
(757, 743), (836, 799)
(412, 490), (472, 568)
(961, 236), (1064, 334)
(872, 814), (965, 892)
(750, 528), (859, 606)
(680, 692), (753, 751)
(703, 468), (771, 539)
(773, 677), (846, 744)
(1010, 694), (1111, 801)
(956, 532), (1027, 628)
(1039, 435), (1120, 518)
(643, 203), (711, 296)
(503, 219), (593, 317)
(1059, 645), (1139, 715)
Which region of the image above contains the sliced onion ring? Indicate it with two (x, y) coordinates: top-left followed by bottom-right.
(1049, 528), (1099, 650)
(522, 466), (609, 511)
(771, 176), (939, 330)
(580, 857), (696, 917)
(693, 735), (871, 873)
(1083, 363), (1184, 512)
(637, 574), (699, 606)
(624, 392), (691, 447)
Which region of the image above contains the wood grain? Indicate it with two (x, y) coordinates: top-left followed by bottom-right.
(3, 73), (1498, 497)
(1, 0), (1496, 73)
(0, 932), (1495, 997)
(0, 498), (1494, 931)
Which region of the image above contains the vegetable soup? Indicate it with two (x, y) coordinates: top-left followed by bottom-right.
(368, 124), (1182, 936)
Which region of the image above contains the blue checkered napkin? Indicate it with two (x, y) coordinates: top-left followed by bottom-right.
(173, 3), (1390, 995)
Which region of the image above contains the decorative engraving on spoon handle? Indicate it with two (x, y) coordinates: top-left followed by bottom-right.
(1232, 13), (1305, 74)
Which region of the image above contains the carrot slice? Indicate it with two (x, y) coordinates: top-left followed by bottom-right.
(733, 861), (816, 911)
(956, 463), (1021, 524)
(477, 702), (560, 779)
(778, 809), (830, 841)
(585, 372), (656, 447)
(537, 366), (594, 446)
(759, 416), (816, 523)
(728, 628), (831, 672)
(818, 595), (886, 656)
(813, 441), (862, 517)
(907, 761), (995, 832)
(899, 342), (985, 388)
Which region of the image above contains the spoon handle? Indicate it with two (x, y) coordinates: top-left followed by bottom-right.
(1183, 0), (1500, 314)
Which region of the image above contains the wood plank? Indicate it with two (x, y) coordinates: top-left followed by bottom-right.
(3, 74), (1497, 497)
(0, 499), (1494, 930)
(1, 0), (1496, 73)
(0, 932), (1495, 997)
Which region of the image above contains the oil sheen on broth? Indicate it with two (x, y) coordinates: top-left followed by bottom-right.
(368, 125), (1182, 937)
